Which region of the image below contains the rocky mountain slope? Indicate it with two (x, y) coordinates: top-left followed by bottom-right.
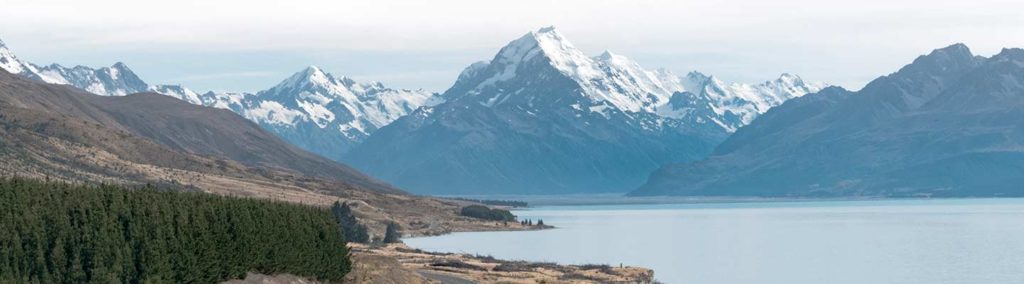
(632, 44), (1024, 197)
(346, 27), (825, 194)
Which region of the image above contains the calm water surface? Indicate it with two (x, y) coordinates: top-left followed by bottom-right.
(405, 199), (1024, 284)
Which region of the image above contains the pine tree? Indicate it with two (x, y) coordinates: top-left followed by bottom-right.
(331, 202), (370, 243)
(383, 222), (401, 243)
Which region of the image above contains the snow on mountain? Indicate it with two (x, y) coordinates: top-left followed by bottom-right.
(345, 27), (825, 195)
(0, 37), (439, 161)
(178, 66), (441, 160)
(0, 38), (64, 84)
(633, 44), (1024, 197)
(253, 66), (439, 137)
(657, 71), (827, 131)
(148, 84), (203, 105)
(449, 28), (824, 132)
(2, 32), (821, 192)
(1, 38), (151, 96)
(461, 27), (682, 113)
(35, 63), (151, 97)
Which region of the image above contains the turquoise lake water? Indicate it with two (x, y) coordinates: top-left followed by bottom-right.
(405, 199), (1024, 283)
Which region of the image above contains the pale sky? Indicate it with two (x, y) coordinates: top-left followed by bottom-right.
(1, 0), (1022, 93)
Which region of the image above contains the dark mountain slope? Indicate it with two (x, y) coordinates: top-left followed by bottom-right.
(632, 44), (1024, 197)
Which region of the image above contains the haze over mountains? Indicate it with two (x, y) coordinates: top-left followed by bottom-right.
(632, 44), (1024, 197)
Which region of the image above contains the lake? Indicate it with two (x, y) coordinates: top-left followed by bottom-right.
(405, 199), (1024, 283)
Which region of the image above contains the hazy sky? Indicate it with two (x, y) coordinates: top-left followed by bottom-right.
(1, 0), (1022, 93)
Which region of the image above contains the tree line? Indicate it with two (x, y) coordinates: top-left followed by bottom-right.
(459, 205), (516, 221)
(448, 198), (528, 208)
(330, 202), (400, 244)
(0, 177), (351, 283)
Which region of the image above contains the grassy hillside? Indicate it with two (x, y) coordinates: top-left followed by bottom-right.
(0, 69), (399, 194)
(0, 177), (351, 283)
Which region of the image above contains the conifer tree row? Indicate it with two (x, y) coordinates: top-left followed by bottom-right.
(0, 177), (351, 283)
(331, 202), (369, 243)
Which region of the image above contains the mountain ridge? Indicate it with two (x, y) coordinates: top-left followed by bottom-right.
(0, 69), (399, 193)
(632, 43), (1024, 197)
(0, 38), (440, 160)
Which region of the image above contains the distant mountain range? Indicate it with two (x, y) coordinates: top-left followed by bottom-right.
(346, 27), (825, 194)
(0, 29), (824, 194)
(0, 39), (438, 161)
(209, 67), (440, 159)
(632, 44), (1024, 197)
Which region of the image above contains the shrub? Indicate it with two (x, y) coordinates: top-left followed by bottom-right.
(430, 260), (485, 271)
(383, 222), (401, 243)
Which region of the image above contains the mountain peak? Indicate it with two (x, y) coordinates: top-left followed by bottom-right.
(596, 50), (626, 62)
(304, 65), (324, 73)
(508, 26), (572, 54)
(0, 37), (31, 76)
(283, 65), (333, 87)
(536, 26), (558, 34)
(775, 73), (803, 85)
(483, 27), (597, 88)
(993, 47), (1024, 62)
(935, 43), (971, 55)
(299, 65), (328, 78)
(887, 43), (980, 81)
(110, 62), (134, 74)
(529, 26), (569, 45)
(918, 43), (975, 64)
(97, 61), (144, 84)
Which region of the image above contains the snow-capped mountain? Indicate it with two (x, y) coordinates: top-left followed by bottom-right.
(0, 38), (58, 83)
(147, 84), (203, 105)
(1, 37), (194, 98)
(659, 71), (826, 132)
(346, 27), (825, 194)
(438, 27), (823, 133)
(202, 66), (439, 160)
(0, 37), (439, 161)
(33, 63), (150, 97)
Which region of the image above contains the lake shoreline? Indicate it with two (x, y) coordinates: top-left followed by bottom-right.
(445, 194), (1024, 207)
(352, 243), (655, 283)
(356, 198), (656, 283)
(405, 198), (1024, 284)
